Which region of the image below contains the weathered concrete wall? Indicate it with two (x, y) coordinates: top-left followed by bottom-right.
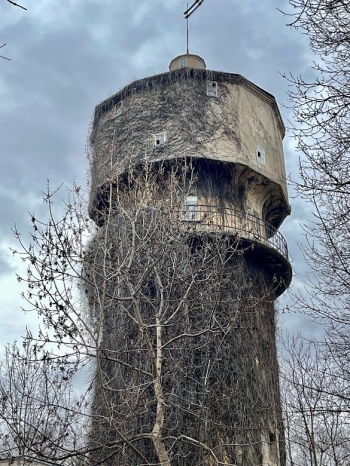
(89, 68), (290, 227)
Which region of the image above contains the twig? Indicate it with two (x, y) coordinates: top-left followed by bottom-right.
(0, 43), (11, 61)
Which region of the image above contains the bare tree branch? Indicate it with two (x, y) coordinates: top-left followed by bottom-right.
(0, 44), (10, 61)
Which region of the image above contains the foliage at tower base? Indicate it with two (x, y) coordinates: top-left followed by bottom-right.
(84, 216), (284, 465)
(83, 164), (286, 466)
(3, 163), (286, 465)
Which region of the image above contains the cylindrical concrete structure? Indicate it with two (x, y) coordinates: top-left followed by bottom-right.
(86, 55), (291, 465)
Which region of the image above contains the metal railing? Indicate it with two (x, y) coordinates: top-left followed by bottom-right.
(181, 204), (289, 260)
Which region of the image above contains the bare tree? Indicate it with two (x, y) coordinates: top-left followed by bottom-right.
(280, 0), (350, 427)
(0, 342), (87, 462)
(5, 158), (286, 465)
(281, 336), (350, 466)
(278, 5), (350, 463)
(282, 0), (350, 320)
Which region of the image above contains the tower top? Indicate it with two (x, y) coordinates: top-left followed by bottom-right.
(169, 53), (206, 71)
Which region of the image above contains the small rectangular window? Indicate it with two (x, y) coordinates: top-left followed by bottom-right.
(115, 102), (123, 117)
(257, 146), (265, 165)
(196, 59), (204, 69)
(207, 81), (218, 97)
(179, 57), (188, 68)
(185, 195), (198, 221)
(155, 133), (166, 146)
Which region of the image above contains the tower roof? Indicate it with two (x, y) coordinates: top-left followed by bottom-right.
(169, 53), (206, 71)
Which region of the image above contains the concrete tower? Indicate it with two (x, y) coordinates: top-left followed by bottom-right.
(86, 54), (292, 465)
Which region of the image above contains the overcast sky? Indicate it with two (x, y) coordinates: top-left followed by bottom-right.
(0, 0), (321, 351)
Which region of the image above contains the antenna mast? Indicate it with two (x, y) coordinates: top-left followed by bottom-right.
(186, 3), (189, 54)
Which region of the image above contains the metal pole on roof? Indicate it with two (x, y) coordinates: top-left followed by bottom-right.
(186, 3), (189, 54)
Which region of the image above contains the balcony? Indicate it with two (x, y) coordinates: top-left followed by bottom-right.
(181, 204), (292, 294)
(182, 204), (289, 261)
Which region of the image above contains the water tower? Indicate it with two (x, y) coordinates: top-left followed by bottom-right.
(86, 53), (291, 466)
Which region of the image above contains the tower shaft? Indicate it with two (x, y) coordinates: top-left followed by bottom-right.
(86, 57), (291, 465)
(85, 206), (285, 465)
